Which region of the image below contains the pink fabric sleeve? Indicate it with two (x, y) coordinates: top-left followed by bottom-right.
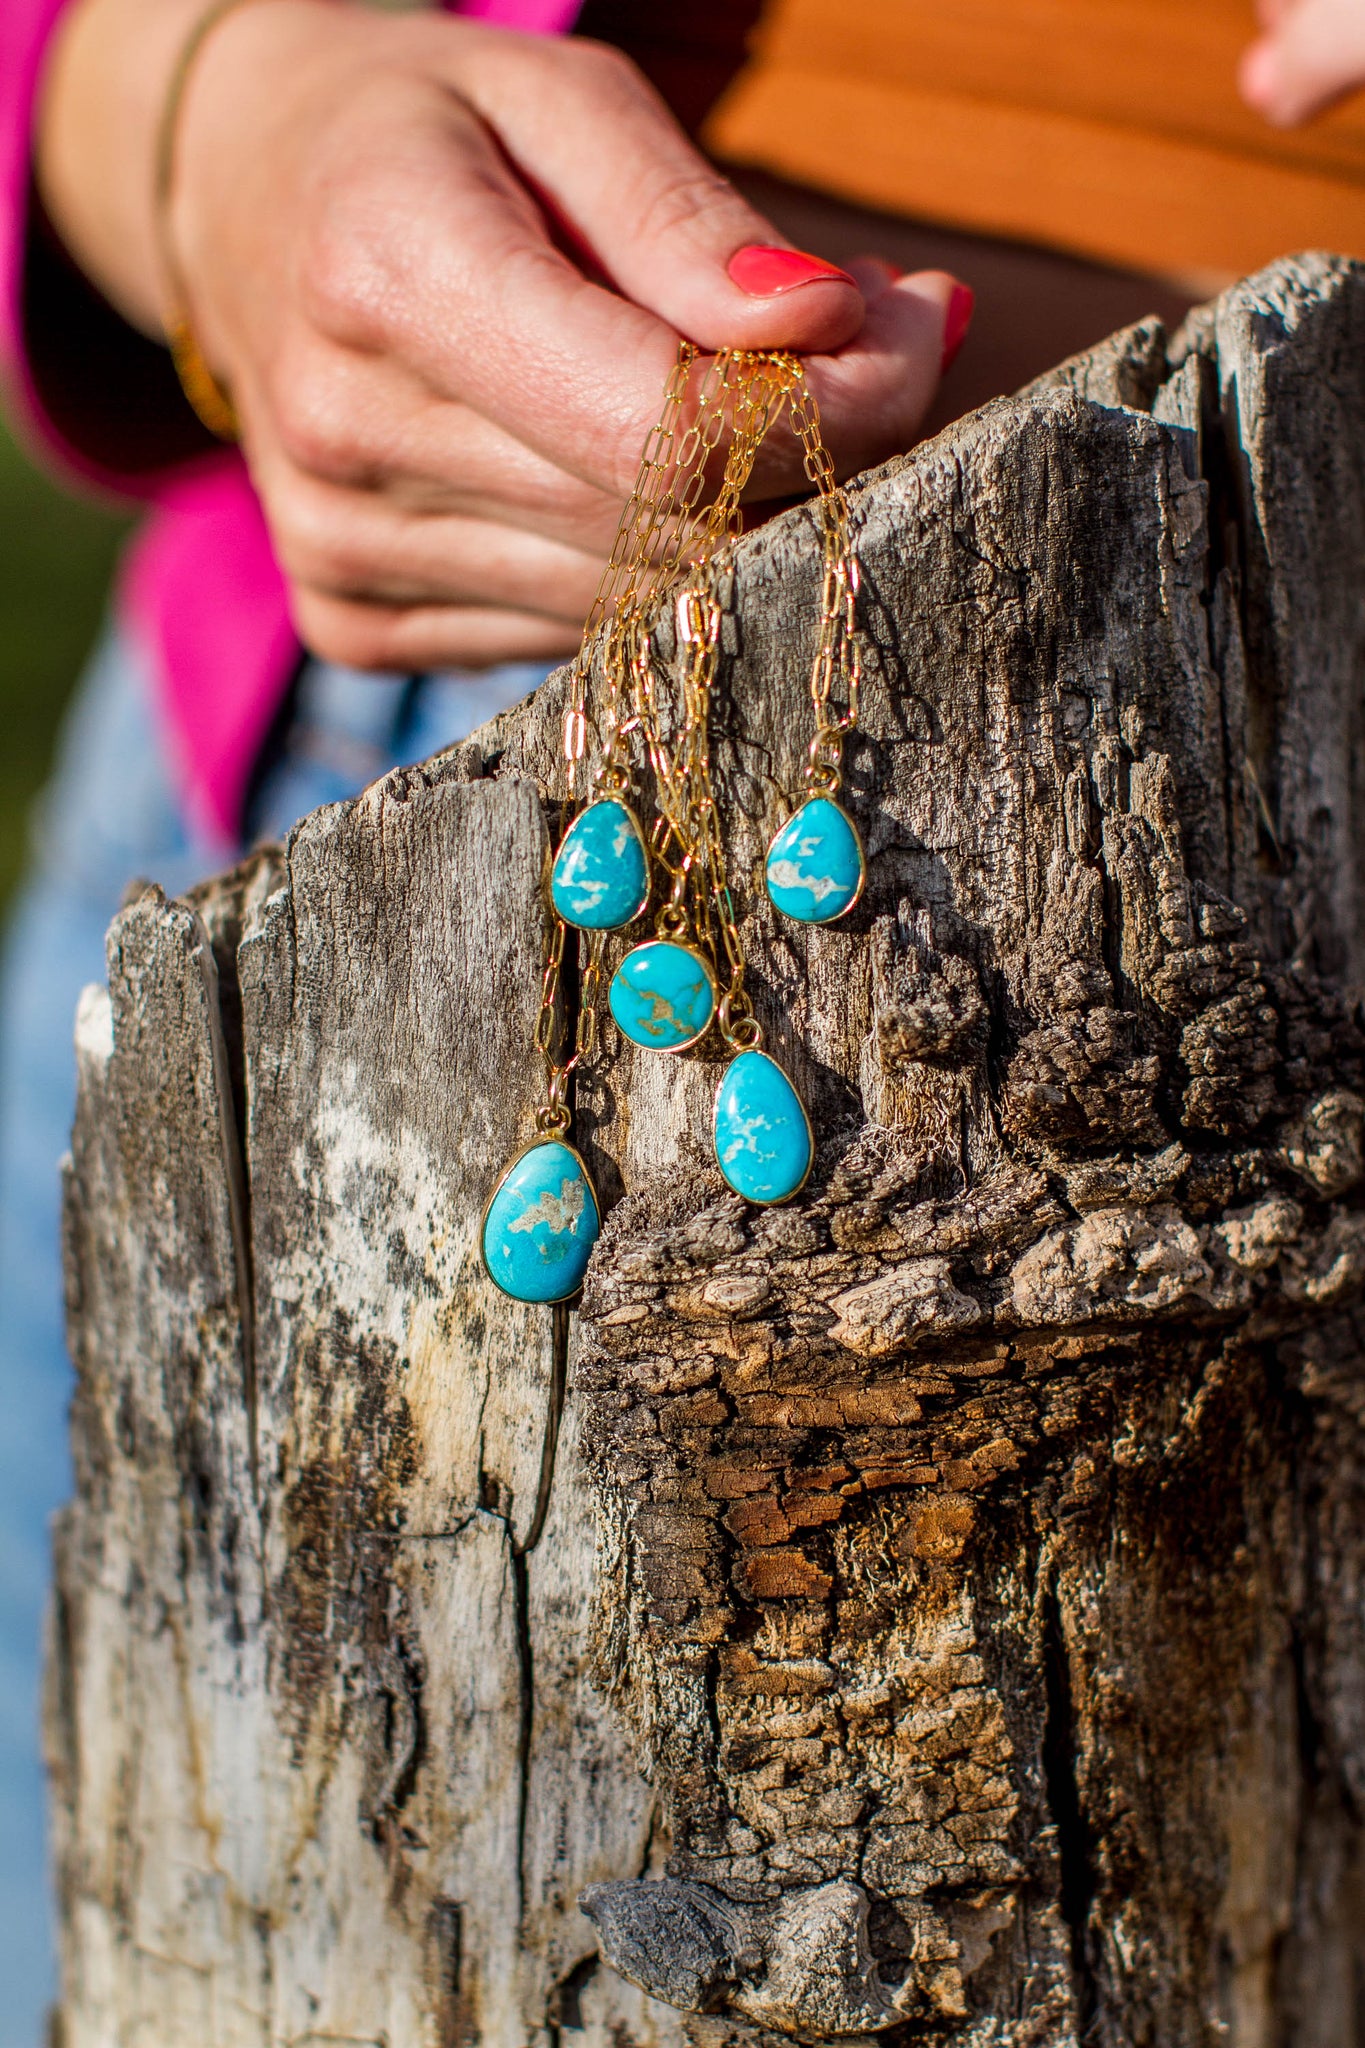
(120, 463), (301, 844)
(459, 0), (582, 27)
(0, 0), (101, 483)
(1, 0), (583, 846)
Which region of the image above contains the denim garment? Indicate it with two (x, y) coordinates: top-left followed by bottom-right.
(0, 631), (545, 2046)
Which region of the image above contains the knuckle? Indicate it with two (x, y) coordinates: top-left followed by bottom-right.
(297, 82), (442, 348)
(270, 359), (372, 485)
(263, 461), (370, 592)
(627, 163), (738, 251)
(554, 36), (643, 99)
(299, 218), (390, 348)
(269, 502), (347, 593)
(291, 590), (397, 672)
(297, 153), (410, 350)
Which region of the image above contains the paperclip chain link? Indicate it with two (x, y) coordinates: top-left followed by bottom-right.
(787, 371), (861, 796)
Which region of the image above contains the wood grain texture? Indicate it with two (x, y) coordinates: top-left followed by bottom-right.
(53, 253), (1365, 2047)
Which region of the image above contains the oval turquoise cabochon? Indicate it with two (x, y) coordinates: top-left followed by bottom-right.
(764, 796), (865, 925)
(713, 1050), (813, 1205)
(482, 1139), (600, 1303)
(609, 939), (717, 1051)
(551, 798), (650, 930)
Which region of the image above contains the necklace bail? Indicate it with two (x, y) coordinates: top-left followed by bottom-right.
(719, 991), (763, 1051)
(537, 1067), (573, 1134)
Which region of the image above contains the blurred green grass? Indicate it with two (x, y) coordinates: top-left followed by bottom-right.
(0, 419), (131, 910)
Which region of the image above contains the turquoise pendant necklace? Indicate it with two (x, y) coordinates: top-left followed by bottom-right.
(670, 577), (815, 1206)
(481, 915), (608, 1304)
(764, 443), (865, 928)
(480, 343), (717, 1306)
(608, 615), (721, 1057)
(486, 713), (645, 1304)
(605, 588), (727, 1061)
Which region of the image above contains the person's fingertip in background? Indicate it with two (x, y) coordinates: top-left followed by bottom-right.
(1237, 0), (1365, 126)
(1239, 37), (1278, 115)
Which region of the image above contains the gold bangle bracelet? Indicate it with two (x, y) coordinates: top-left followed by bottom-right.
(153, 0), (279, 441)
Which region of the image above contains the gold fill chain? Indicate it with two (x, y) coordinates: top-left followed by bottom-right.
(537, 344), (858, 1118)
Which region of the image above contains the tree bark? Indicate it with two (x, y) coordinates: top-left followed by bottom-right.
(50, 252), (1365, 2048)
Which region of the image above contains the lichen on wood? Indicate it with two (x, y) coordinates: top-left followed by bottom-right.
(51, 254), (1365, 2047)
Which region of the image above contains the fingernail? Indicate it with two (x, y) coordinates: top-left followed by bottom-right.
(941, 281), (975, 373)
(728, 244), (858, 296)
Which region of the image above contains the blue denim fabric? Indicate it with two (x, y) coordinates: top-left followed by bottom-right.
(0, 631), (545, 2045)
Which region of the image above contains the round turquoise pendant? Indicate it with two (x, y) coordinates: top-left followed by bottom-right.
(764, 796), (865, 925)
(609, 939), (718, 1053)
(481, 1138), (600, 1303)
(713, 1050), (814, 1206)
(551, 798), (650, 931)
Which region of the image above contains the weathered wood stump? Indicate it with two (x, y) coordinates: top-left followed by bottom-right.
(51, 253), (1365, 2048)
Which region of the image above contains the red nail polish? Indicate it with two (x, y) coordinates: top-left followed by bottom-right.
(728, 245), (857, 296)
(941, 282), (975, 373)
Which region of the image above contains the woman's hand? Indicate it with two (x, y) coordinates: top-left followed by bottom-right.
(1240, 0), (1365, 125)
(39, 1), (965, 671)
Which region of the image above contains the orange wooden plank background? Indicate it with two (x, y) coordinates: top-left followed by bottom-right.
(706, 0), (1365, 280)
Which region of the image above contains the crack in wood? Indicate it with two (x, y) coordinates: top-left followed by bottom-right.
(188, 904), (260, 1499)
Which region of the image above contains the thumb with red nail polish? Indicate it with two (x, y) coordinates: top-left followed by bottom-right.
(493, 75), (870, 356)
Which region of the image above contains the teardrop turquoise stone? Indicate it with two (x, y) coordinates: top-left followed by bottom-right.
(713, 1050), (813, 1205)
(764, 797), (865, 925)
(609, 940), (717, 1052)
(551, 799), (650, 930)
(482, 1140), (600, 1303)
